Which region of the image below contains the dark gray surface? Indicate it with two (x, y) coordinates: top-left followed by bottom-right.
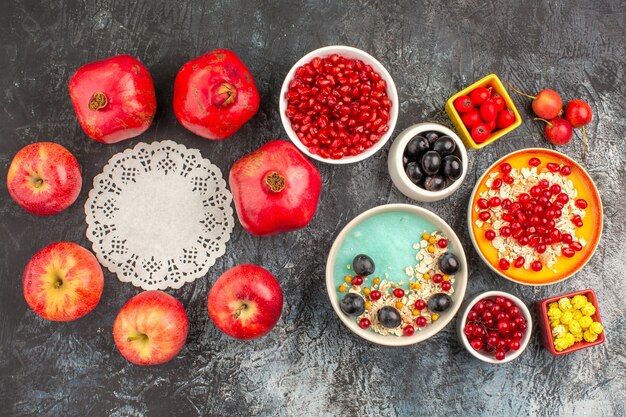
(1, 0), (625, 416)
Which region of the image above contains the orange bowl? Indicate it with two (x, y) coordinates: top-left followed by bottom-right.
(468, 148), (603, 285)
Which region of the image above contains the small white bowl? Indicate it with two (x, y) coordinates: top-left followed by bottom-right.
(388, 123), (468, 202)
(325, 203), (468, 346)
(279, 45), (399, 164)
(457, 290), (532, 364)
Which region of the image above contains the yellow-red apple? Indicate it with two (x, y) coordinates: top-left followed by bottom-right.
(22, 242), (104, 321)
(7, 142), (82, 215)
(208, 264), (283, 340)
(113, 291), (188, 366)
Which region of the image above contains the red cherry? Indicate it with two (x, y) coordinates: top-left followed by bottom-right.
(538, 117), (573, 145)
(564, 100), (592, 127)
(496, 108), (515, 129)
(461, 108), (481, 128)
(469, 87), (491, 106)
(403, 325), (415, 336)
(370, 290), (382, 300)
(393, 288), (405, 298)
(454, 95), (474, 113)
(359, 318), (371, 329)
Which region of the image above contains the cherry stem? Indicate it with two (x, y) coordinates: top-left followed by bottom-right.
(264, 171), (286, 193)
(88, 92), (108, 111)
(214, 82), (237, 107)
(233, 304), (247, 320)
(533, 117), (553, 127)
(507, 81), (536, 100)
(127, 333), (148, 343)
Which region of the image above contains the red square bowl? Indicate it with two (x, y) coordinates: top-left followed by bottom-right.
(536, 289), (605, 356)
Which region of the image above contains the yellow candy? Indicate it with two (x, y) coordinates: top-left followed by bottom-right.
(578, 316), (593, 329)
(581, 303), (596, 316)
(558, 297), (572, 311)
(571, 294), (588, 309)
(373, 277), (380, 285)
(422, 232), (430, 240)
(431, 313), (439, 321)
(552, 325), (567, 339)
(590, 322), (604, 335)
(569, 321), (582, 335)
(363, 287), (371, 295)
(547, 307), (562, 320)
(560, 311), (574, 325)
(583, 330), (598, 343)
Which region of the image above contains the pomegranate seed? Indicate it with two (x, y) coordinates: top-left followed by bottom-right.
(536, 244), (547, 254)
(477, 198), (489, 209)
(575, 199), (588, 209)
(560, 165), (572, 176)
(489, 197), (502, 207)
(503, 174), (514, 184)
(529, 157), (541, 166)
(485, 230), (496, 240)
(502, 198), (512, 209)
(514, 256), (525, 268)
(546, 162), (560, 172)
(570, 241), (583, 251)
(572, 215), (584, 227)
(531, 261), (543, 272)
(491, 178), (503, 189)
(550, 184), (561, 195)
(538, 179), (549, 189)
(499, 258), (510, 270)
(562, 233), (573, 244)
(500, 226), (512, 237)
(500, 162), (512, 174)
(479, 211), (491, 221)
(530, 186), (542, 197)
(562, 247), (575, 257)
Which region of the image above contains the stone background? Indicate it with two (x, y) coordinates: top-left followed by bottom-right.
(0, 0), (624, 416)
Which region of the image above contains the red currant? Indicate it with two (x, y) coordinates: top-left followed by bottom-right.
(508, 306), (521, 318)
(509, 340), (521, 351)
(441, 281), (452, 291)
(497, 320), (511, 333)
(432, 274), (443, 284)
(495, 350), (506, 361)
(352, 276), (363, 286)
(470, 337), (483, 350)
(464, 323), (476, 336)
(437, 238), (448, 248)
(403, 325), (415, 336)
(416, 316), (427, 327)
(359, 318), (371, 329)
(414, 299), (426, 310)
(393, 288), (405, 298)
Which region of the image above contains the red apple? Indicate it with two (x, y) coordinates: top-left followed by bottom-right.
(113, 291), (188, 366)
(23, 242), (103, 321)
(208, 264), (283, 340)
(69, 55), (157, 144)
(7, 142), (82, 216)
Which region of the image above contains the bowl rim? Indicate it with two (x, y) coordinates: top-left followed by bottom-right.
(325, 203), (468, 346)
(279, 45), (399, 164)
(467, 147), (604, 286)
(444, 73), (522, 150)
(389, 122), (469, 199)
(457, 290), (533, 364)
(535, 288), (604, 356)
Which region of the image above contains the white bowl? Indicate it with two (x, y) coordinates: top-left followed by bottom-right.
(279, 45), (399, 164)
(388, 123), (468, 202)
(325, 203), (468, 346)
(457, 290), (532, 364)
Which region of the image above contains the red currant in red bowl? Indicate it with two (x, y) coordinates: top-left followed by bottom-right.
(280, 46), (399, 164)
(457, 291), (532, 364)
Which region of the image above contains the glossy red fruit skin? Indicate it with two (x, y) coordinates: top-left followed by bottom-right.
(229, 140), (322, 236)
(69, 55), (156, 144)
(496, 109), (515, 129)
(471, 124), (490, 143)
(544, 118), (573, 145)
(461, 108), (481, 128)
(532, 89), (562, 120)
(564, 100), (592, 127)
(469, 87), (491, 106)
(454, 95), (474, 113)
(174, 49), (260, 140)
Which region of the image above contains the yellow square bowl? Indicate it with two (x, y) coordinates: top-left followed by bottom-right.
(445, 74), (522, 150)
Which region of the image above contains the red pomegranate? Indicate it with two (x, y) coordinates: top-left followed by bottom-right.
(173, 49), (260, 140)
(68, 55), (157, 144)
(229, 140), (322, 236)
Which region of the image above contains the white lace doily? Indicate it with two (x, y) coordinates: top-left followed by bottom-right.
(85, 140), (234, 290)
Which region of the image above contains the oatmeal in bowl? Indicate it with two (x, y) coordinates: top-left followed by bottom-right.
(468, 148), (602, 285)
